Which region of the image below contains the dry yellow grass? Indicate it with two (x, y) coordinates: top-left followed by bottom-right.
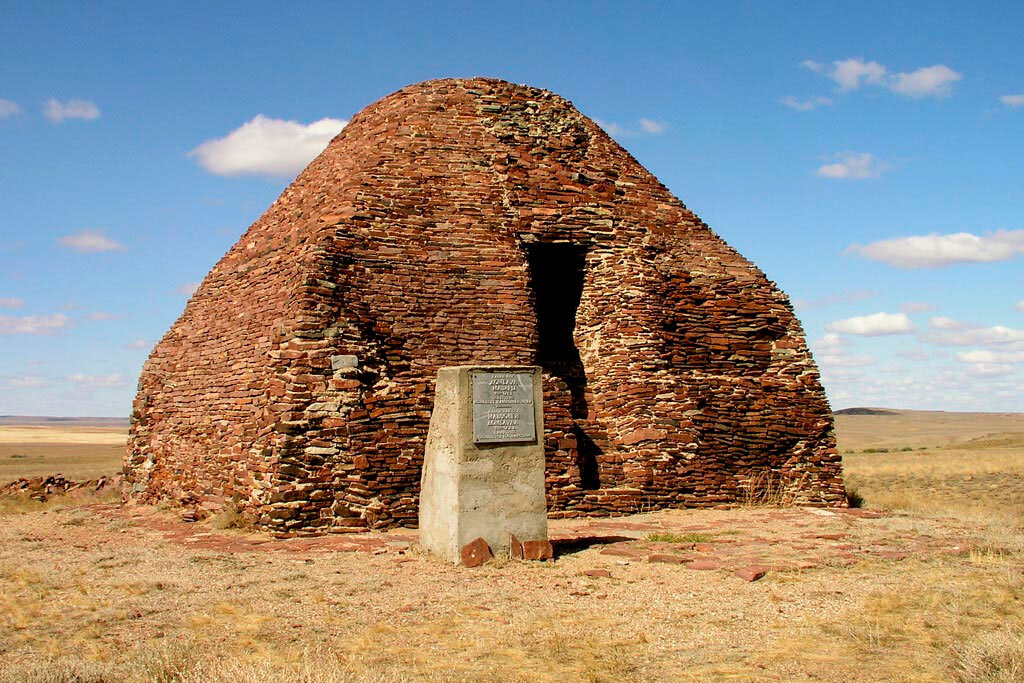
(0, 426), (127, 445)
(1, 408), (1022, 681)
(0, 425), (126, 481)
(834, 408), (1024, 451)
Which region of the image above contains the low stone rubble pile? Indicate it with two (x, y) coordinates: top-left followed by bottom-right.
(0, 473), (118, 502)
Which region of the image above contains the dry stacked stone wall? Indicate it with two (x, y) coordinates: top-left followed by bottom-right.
(124, 77), (845, 534)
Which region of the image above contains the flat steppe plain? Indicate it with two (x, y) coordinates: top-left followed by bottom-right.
(1, 410), (1022, 682)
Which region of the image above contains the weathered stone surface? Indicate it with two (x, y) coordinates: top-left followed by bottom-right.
(460, 538), (493, 568)
(124, 76), (844, 534)
(648, 554), (688, 565)
(330, 355), (359, 371)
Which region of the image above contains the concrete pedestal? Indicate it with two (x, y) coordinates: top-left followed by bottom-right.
(419, 365), (548, 564)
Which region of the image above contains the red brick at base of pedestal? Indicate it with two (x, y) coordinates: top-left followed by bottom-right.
(522, 540), (554, 561)
(460, 538), (493, 568)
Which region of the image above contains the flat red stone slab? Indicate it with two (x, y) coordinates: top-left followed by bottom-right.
(522, 540), (553, 561)
(648, 554), (688, 565)
(461, 538), (493, 567)
(583, 569), (612, 578)
(734, 566), (768, 581)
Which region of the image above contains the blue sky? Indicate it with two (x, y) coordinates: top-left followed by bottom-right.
(1, 1), (1022, 416)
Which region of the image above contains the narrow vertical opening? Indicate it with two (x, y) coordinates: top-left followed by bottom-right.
(524, 243), (587, 368)
(524, 242), (600, 489)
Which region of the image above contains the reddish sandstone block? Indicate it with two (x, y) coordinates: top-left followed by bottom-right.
(735, 566), (769, 582)
(522, 540), (553, 561)
(460, 538), (492, 568)
(509, 533), (524, 560)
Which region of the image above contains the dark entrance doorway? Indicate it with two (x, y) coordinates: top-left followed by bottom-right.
(524, 243), (601, 489)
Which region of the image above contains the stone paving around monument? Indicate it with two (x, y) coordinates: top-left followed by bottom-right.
(98, 504), (976, 580)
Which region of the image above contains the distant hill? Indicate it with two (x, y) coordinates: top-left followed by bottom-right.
(833, 407), (898, 416)
(0, 416), (130, 428)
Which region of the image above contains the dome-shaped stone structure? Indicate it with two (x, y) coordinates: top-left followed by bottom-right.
(124, 77), (845, 533)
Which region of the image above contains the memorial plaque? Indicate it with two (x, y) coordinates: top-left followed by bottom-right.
(472, 372), (536, 443)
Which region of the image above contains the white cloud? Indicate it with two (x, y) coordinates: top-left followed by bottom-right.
(901, 301), (935, 313)
(889, 65), (962, 98)
(593, 118), (626, 136)
(189, 115), (347, 177)
(125, 339), (149, 350)
(922, 321), (1024, 349)
(826, 312), (914, 336)
(831, 58), (888, 91)
(594, 117), (667, 137)
(965, 363), (1015, 378)
(780, 95), (833, 111)
(637, 118), (667, 134)
(820, 356), (1023, 412)
(67, 373), (126, 388)
(817, 152), (889, 179)
(810, 333), (875, 368)
(0, 99), (20, 118)
(801, 58), (961, 98)
(811, 332), (844, 352)
(846, 229), (1024, 268)
(58, 229), (125, 253)
(0, 297), (23, 308)
(43, 98), (101, 123)
(895, 348), (929, 361)
(930, 316), (975, 331)
(177, 281), (200, 296)
(85, 311), (118, 321)
(819, 353), (876, 368)
(956, 349), (1024, 364)
(0, 313), (72, 335)
(8, 376), (46, 388)
(1001, 94), (1024, 108)
(1016, 301), (1024, 313)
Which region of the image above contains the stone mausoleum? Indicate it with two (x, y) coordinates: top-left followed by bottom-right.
(124, 77), (845, 534)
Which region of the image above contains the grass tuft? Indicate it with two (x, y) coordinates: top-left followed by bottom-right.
(208, 504), (251, 531)
(739, 471), (807, 507)
(952, 627), (1024, 682)
(845, 485), (864, 508)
